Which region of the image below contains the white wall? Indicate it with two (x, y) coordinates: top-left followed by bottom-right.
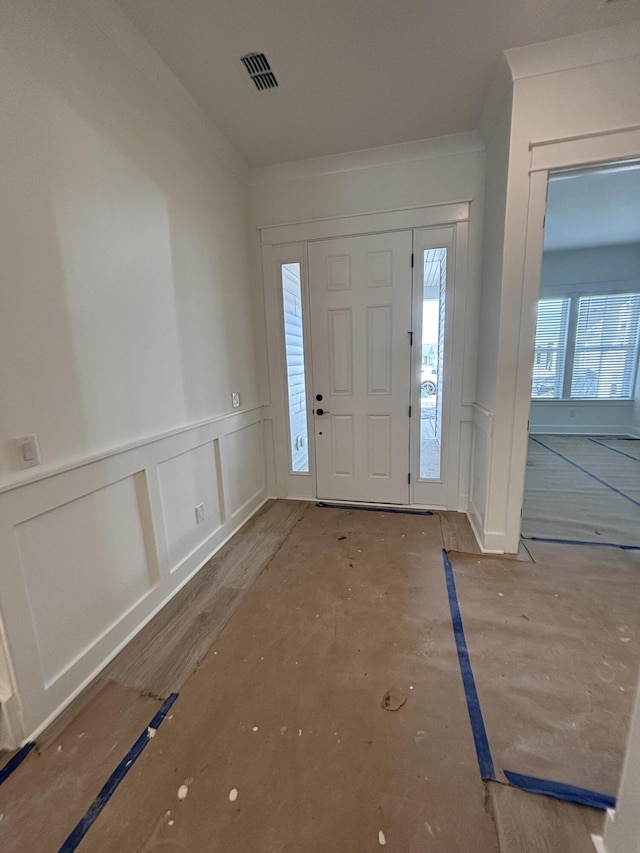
(0, 0), (265, 745)
(250, 133), (486, 506)
(529, 400), (635, 435)
(470, 23), (640, 553)
(541, 244), (640, 293)
(0, 0), (258, 486)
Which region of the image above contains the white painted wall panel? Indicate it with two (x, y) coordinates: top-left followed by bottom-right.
(15, 473), (157, 686)
(224, 422), (266, 517)
(529, 400), (634, 435)
(158, 441), (224, 572)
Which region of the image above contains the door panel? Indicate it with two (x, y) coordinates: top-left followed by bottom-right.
(308, 231), (412, 503)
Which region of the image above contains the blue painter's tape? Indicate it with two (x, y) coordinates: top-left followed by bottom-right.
(58, 693), (179, 853)
(504, 769), (616, 811)
(530, 436), (640, 508)
(441, 549), (495, 781)
(588, 436), (640, 463)
(523, 535), (640, 551)
(0, 741), (36, 787)
(316, 502), (433, 516)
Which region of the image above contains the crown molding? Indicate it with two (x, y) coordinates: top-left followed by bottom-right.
(249, 131), (485, 187)
(505, 20), (640, 81)
(83, 0), (249, 183)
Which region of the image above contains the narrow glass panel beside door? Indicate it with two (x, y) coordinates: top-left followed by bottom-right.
(420, 248), (446, 480)
(281, 262), (309, 473)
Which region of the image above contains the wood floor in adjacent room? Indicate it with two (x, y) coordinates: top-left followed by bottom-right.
(523, 434), (640, 547)
(1, 498), (633, 852)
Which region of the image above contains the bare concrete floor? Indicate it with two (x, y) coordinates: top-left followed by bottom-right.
(1, 501), (633, 852)
(450, 548), (640, 796)
(80, 506), (499, 852)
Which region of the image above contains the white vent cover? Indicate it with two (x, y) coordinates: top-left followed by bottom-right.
(241, 53), (278, 91)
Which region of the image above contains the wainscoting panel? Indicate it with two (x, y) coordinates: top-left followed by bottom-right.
(0, 407), (266, 745)
(223, 421), (266, 518)
(15, 472), (158, 688)
(158, 441), (224, 574)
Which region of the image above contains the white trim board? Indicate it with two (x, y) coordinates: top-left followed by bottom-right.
(530, 128), (640, 173)
(0, 405), (262, 495)
(260, 202), (471, 246)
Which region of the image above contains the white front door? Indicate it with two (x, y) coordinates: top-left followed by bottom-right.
(308, 231), (412, 503)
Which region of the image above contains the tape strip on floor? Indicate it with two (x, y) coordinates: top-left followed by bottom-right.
(523, 535), (640, 551)
(530, 436), (640, 508)
(0, 742), (36, 787)
(442, 550), (617, 809)
(588, 437), (640, 463)
(58, 692), (179, 853)
(316, 502), (433, 516)
(441, 549), (495, 781)
(504, 770), (616, 810)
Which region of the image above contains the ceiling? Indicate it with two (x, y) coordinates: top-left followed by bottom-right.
(544, 165), (640, 251)
(115, 0), (640, 167)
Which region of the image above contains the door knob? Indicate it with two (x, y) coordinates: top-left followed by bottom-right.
(316, 408), (329, 416)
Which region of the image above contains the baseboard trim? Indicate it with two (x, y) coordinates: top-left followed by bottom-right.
(467, 503), (507, 554)
(529, 427), (636, 437)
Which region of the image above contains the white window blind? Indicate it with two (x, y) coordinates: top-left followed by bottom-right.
(531, 298), (570, 398)
(571, 293), (640, 399)
(282, 263), (309, 473)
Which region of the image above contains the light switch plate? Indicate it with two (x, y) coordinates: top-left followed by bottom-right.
(231, 391), (241, 408)
(14, 435), (41, 468)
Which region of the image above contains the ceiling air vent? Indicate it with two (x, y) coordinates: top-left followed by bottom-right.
(241, 53), (278, 91)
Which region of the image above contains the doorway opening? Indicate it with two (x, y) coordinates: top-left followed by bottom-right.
(522, 161), (640, 548)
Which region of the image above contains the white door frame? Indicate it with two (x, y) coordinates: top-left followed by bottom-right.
(260, 202), (471, 506)
(505, 126), (640, 552)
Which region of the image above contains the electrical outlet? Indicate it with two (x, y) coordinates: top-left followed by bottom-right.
(195, 503), (205, 524)
(231, 391), (241, 408)
(14, 435), (41, 468)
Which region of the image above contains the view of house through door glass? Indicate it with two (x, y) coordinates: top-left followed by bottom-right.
(308, 231), (413, 504)
(420, 248), (446, 480)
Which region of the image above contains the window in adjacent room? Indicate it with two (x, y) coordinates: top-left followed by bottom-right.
(531, 292), (640, 399)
